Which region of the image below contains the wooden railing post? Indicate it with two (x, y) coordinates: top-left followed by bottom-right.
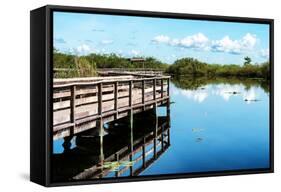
(142, 80), (145, 109)
(98, 83), (102, 116)
(129, 81), (133, 107)
(167, 78), (170, 96)
(128, 80), (134, 176)
(97, 82), (104, 175)
(161, 79), (164, 99)
(153, 78), (156, 101)
(114, 81), (118, 118)
(153, 105), (158, 159)
(70, 85), (76, 132)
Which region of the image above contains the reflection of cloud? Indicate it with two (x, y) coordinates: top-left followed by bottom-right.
(243, 88), (258, 104)
(180, 89), (208, 103)
(175, 83), (260, 104)
(171, 88), (179, 96)
(212, 84), (242, 101)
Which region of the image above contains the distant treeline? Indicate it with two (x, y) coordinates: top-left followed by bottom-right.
(167, 57), (270, 79)
(54, 49), (270, 79)
(53, 50), (168, 78)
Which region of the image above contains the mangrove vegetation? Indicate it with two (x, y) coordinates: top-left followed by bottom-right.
(167, 57), (270, 79)
(54, 49), (270, 80)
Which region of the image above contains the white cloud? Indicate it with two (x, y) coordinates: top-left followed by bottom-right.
(54, 38), (66, 44)
(242, 33), (257, 49)
(174, 33), (209, 49)
(169, 38), (180, 46)
(211, 33), (257, 54)
(152, 33), (258, 55)
(77, 44), (90, 52)
(260, 48), (269, 59)
(101, 40), (113, 45)
(152, 35), (170, 43)
(130, 49), (140, 56)
(211, 36), (242, 54)
(152, 33), (209, 50)
(72, 44), (91, 55)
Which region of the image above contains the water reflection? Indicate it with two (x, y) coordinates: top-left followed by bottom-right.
(171, 77), (269, 104)
(52, 108), (171, 182)
(140, 77), (269, 176)
(52, 76), (270, 180)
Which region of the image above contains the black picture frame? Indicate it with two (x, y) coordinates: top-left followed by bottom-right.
(30, 4), (274, 187)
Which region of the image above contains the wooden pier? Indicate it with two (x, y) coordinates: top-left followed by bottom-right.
(53, 74), (170, 140)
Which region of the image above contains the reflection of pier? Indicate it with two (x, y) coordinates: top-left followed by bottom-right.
(53, 74), (170, 140)
(52, 109), (171, 181)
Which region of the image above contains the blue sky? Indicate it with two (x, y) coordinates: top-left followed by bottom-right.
(53, 11), (270, 65)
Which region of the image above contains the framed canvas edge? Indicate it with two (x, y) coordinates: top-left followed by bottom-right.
(39, 4), (274, 187)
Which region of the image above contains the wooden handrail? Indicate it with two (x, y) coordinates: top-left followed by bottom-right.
(53, 76), (170, 88)
(54, 67), (165, 72)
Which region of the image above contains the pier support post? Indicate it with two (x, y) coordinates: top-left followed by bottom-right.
(167, 98), (171, 146)
(62, 136), (72, 153)
(153, 103), (158, 159)
(167, 127), (171, 146)
(128, 109), (134, 176)
(128, 80), (134, 176)
(166, 99), (170, 123)
(70, 85), (76, 136)
(96, 118), (104, 177)
(142, 137), (146, 168)
(115, 153), (119, 177)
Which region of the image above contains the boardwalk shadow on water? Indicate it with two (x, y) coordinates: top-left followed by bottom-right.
(52, 108), (171, 182)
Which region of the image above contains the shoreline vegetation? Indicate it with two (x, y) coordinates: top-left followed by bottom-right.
(53, 50), (270, 80)
(172, 76), (269, 93)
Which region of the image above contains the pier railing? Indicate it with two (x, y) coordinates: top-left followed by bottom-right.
(97, 68), (165, 76)
(54, 68), (165, 78)
(53, 76), (170, 140)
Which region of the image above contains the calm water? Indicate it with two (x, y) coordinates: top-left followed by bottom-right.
(52, 77), (270, 180)
(142, 78), (270, 175)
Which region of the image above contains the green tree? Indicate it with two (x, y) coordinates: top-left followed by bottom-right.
(244, 56), (252, 66)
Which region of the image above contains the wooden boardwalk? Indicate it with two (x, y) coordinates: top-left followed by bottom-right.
(53, 74), (170, 140)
